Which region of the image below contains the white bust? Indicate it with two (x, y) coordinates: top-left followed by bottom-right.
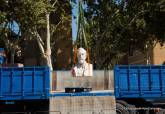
(72, 48), (93, 77)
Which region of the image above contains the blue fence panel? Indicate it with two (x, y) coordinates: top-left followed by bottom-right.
(0, 66), (50, 100)
(129, 66), (139, 91)
(139, 66), (150, 91)
(1, 68), (11, 94)
(150, 66), (160, 91)
(161, 66), (165, 94)
(118, 66), (128, 91)
(115, 65), (165, 99)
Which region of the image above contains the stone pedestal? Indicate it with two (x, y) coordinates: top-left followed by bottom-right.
(51, 70), (114, 91)
(49, 96), (116, 114)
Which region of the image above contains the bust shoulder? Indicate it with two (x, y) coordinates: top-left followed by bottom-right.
(71, 63), (93, 77)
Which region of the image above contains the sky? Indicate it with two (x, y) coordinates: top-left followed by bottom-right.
(71, 0), (78, 41)
(8, 21), (20, 35)
(71, 0), (87, 41)
(0, 21), (20, 37)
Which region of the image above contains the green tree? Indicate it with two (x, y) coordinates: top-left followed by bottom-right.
(0, 0), (71, 70)
(74, 0), (89, 48)
(84, 0), (165, 69)
(84, 0), (127, 69)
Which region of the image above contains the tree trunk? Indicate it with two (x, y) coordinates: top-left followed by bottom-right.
(45, 12), (53, 70)
(10, 47), (15, 65)
(30, 13), (53, 70)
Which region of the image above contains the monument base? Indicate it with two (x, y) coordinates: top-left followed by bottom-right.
(49, 96), (116, 114)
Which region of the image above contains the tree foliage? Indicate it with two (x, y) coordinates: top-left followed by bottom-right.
(0, 0), (71, 69)
(84, 0), (165, 69)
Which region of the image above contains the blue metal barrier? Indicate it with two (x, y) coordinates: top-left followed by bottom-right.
(0, 66), (50, 100)
(115, 65), (165, 98)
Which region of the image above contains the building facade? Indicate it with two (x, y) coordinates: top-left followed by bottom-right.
(127, 43), (165, 65)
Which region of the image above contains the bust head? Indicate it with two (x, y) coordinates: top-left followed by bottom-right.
(77, 48), (87, 65)
(72, 47), (93, 77)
